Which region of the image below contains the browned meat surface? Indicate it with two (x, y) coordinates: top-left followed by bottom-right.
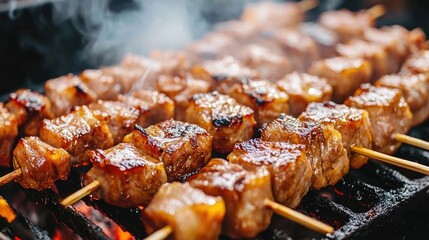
(375, 73), (429, 126)
(88, 100), (140, 144)
(100, 65), (145, 94)
(261, 115), (349, 189)
(80, 69), (122, 100)
(188, 158), (273, 239)
(308, 57), (372, 102)
(156, 74), (211, 121)
(228, 139), (311, 207)
(186, 92), (256, 153)
(83, 143), (167, 208)
(401, 50), (429, 75)
(300, 22), (340, 58)
(12, 137), (70, 191)
(300, 102), (372, 169)
(143, 182), (225, 240)
(5, 89), (54, 136)
(39, 106), (114, 165)
(0, 104), (18, 167)
(44, 74), (97, 116)
(149, 50), (189, 75)
(118, 54), (165, 90)
(276, 72), (332, 116)
(186, 33), (236, 63)
(345, 84), (413, 155)
(217, 79), (289, 126)
(123, 120), (212, 182)
(118, 89), (174, 128)
(241, 1), (303, 28)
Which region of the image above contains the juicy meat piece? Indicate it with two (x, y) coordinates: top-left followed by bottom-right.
(375, 73), (429, 126)
(188, 158), (273, 239)
(300, 102), (372, 169)
(186, 92), (256, 153)
(228, 139), (311, 207)
(118, 54), (165, 90)
(217, 79), (289, 126)
(100, 65), (145, 94)
(88, 100), (140, 144)
(345, 84), (413, 154)
(5, 89), (54, 136)
(149, 50), (189, 75)
(300, 22), (340, 58)
(308, 57), (372, 102)
(241, 1), (303, 28)
(118, 89), (174, 128)
(156, 74), (211, 121)
(186, 33), (235, 63)
(80, 69), (122, 100)
(276, 72), (333, 116)
(0, 104), (18, 167)
(123, 120), (212, 182)
(44, 74), (97, 116)
(39, 106), (114, 165)
(83, 143), (167, 208)
(261, 115), (349, 189)
(143, 182), (225, 240)
(401, 50), (429, 75)
(12, 136), (70, 191)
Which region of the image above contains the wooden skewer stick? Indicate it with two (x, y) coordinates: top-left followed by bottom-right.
(298, 0), (319, 12)
(367, 4), (386, 20)
(144, 225), (173, 240)
(394, 133), (429, 151)
(264, 199), (334, 234)
(60, 180), (100, 207)
(0, 169), (21, 187)
(351, 146), (429, 175)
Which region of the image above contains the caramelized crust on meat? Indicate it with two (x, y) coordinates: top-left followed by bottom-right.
(39, 106), (114, 165)
(300, 23), (340, 58)
(5, 89), (54, 136)
(118, 89), (174, 128)
(188, 158), (273, 239)
(345, 84), (413, 154)
(44, 74), (97, 116)
(83, 143), (167, 208)
(299, 102), (372, 169)
(186, 32), (236, 63)
(276, 72), (333, 116)
(186, 92), (256, 153)
(401, 50), (429, 75)
(88, 100), (140, 144)
(0, 104), (18, 167)
(13, 137), (70, 190)
(149, 50), (189, 75)
(309, 57), (372, 102)
(261, 115), (349, 189)
(143, 182), (225, 240)
(100, 65), (146, 94)
(123, 120), (212, 182)
(80, 69), (122, 100)
(241, 1), (303, 28)
(228, 139), (311, 207)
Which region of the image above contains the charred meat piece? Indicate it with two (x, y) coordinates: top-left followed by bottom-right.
(143, 182), (225, 240)
(44, 74), (97, 116)
(261, 115), (349, 189)
(5, 89), (54, 136)
(345, 84), (413, 154)
(309, 57), (372, 102)
(118, 89), (174, 128)
(123, 120), (212, 182)
(228, 139), (311, 207)
(188, 158), (273, 239)
(186, 33), (236, 63)
(39, 106), (114, 165)
(186, 92), (256, 153)
(376, 73), (429, 126)
(12, 136), (70, 191)
(83, 143), (167, 208)
(241, 1), (303, 28)
(300, 22), (340, 58)
(401, 50), (429, 75)
(88, 100), (140, 144)
(100, 65), (146, 94)
(0, 104), (18, 167)
(276, 72), (332, 117)
(156, 74), (211, 121)
(80, 69), (122, 100)
(299, 102), (372, 169)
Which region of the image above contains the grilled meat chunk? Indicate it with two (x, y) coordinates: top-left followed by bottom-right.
(300, 22), (340, 58)
(309, 57), (372, 102)
(149, 50), (189, 75)
(188, 158), (273, 239)
(83, 143), (167, 208)
(300, 102), (372, 169)
(143, 182), (225, 240)
(118, 89), (174, 128)
(5, 89), (54, 136)
(39, 106), (114, 165)
(44, 74), (97, 116)
(276, 72), (332, 117)
(186, 32), (235, 63)
(12, 137), (70, 191)
(88, 100), (140, 144)
(261, 115), (349, 189)
(100, 65), (145, 94)
(0, 104), (18, 167)
(123, 120), (212, 182)
(241, 1), (303, 28)
(345, 84), (412, 154)
(80, 69), (122, 100)
(186, 92), (256, 153)
(401, 50), (429, 75)
(228, 139), (311, 207)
